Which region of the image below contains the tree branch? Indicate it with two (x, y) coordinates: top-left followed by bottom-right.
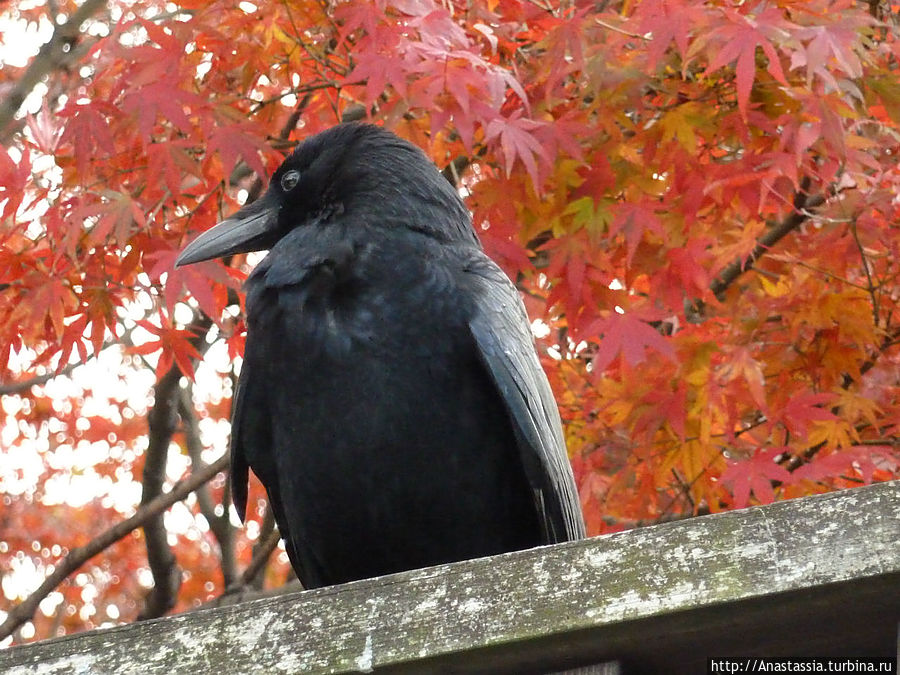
(227, 93), (313, 200)
(177, 388), (237, 586)
(138, 315), (213, 620)
(0, 454), (229, 642)
(0, 0), (108, 142)
(441, 156), (471, 188)
(710, 180), (823, 300)
(341, 103), (367, 123)
(137, 367), (185, 620)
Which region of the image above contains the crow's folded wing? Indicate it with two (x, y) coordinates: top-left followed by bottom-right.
(465, 256), (586, 543)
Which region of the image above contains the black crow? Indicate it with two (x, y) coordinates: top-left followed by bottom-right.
(176, 123), (585, 588)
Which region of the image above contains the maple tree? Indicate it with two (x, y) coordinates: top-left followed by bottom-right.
(1, 0), (899, 646)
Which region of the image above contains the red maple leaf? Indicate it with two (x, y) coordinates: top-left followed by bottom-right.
(703, 6), (792, 119)
(58, 102), (117, 177)
(609, 202), (666, 267)
(485, 112), (550, 188)
(775, 392), (838, 440)
(636, 0), (707, 69)
(130, 320), (202, 379)
(720, 448), (793, 508)
(587, 311), (676, 374)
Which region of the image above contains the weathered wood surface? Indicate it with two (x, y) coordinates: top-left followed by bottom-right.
(3, 481), (898, 674)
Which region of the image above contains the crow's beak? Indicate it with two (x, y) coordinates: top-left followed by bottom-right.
(175, 192), (280, 267)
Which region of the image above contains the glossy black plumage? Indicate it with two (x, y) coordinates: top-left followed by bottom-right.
(176, 123), (584, 588)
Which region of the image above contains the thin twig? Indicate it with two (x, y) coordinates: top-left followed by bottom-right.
(849, 220), (880, 326)
(193, 527), (287, 611)
(248, 507), (277, 591)
(238, 529), (281, 589)
(595, 18), (649, 40)
(0, 329), (135, 396)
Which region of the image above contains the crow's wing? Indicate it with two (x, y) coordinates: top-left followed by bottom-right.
(465, 255), (585, 543)
(229, 327), (311, 581)
(229, 364), (252, 522)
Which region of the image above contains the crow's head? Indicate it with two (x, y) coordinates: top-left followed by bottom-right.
(176, 123), (472, 267)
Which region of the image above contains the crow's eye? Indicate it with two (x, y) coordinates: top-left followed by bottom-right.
(280, 170), (300, 192)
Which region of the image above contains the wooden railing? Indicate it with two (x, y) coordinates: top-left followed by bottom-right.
(3, 481), (898, 674)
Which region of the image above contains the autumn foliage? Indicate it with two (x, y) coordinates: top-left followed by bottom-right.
(1, 0), (899, 645)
